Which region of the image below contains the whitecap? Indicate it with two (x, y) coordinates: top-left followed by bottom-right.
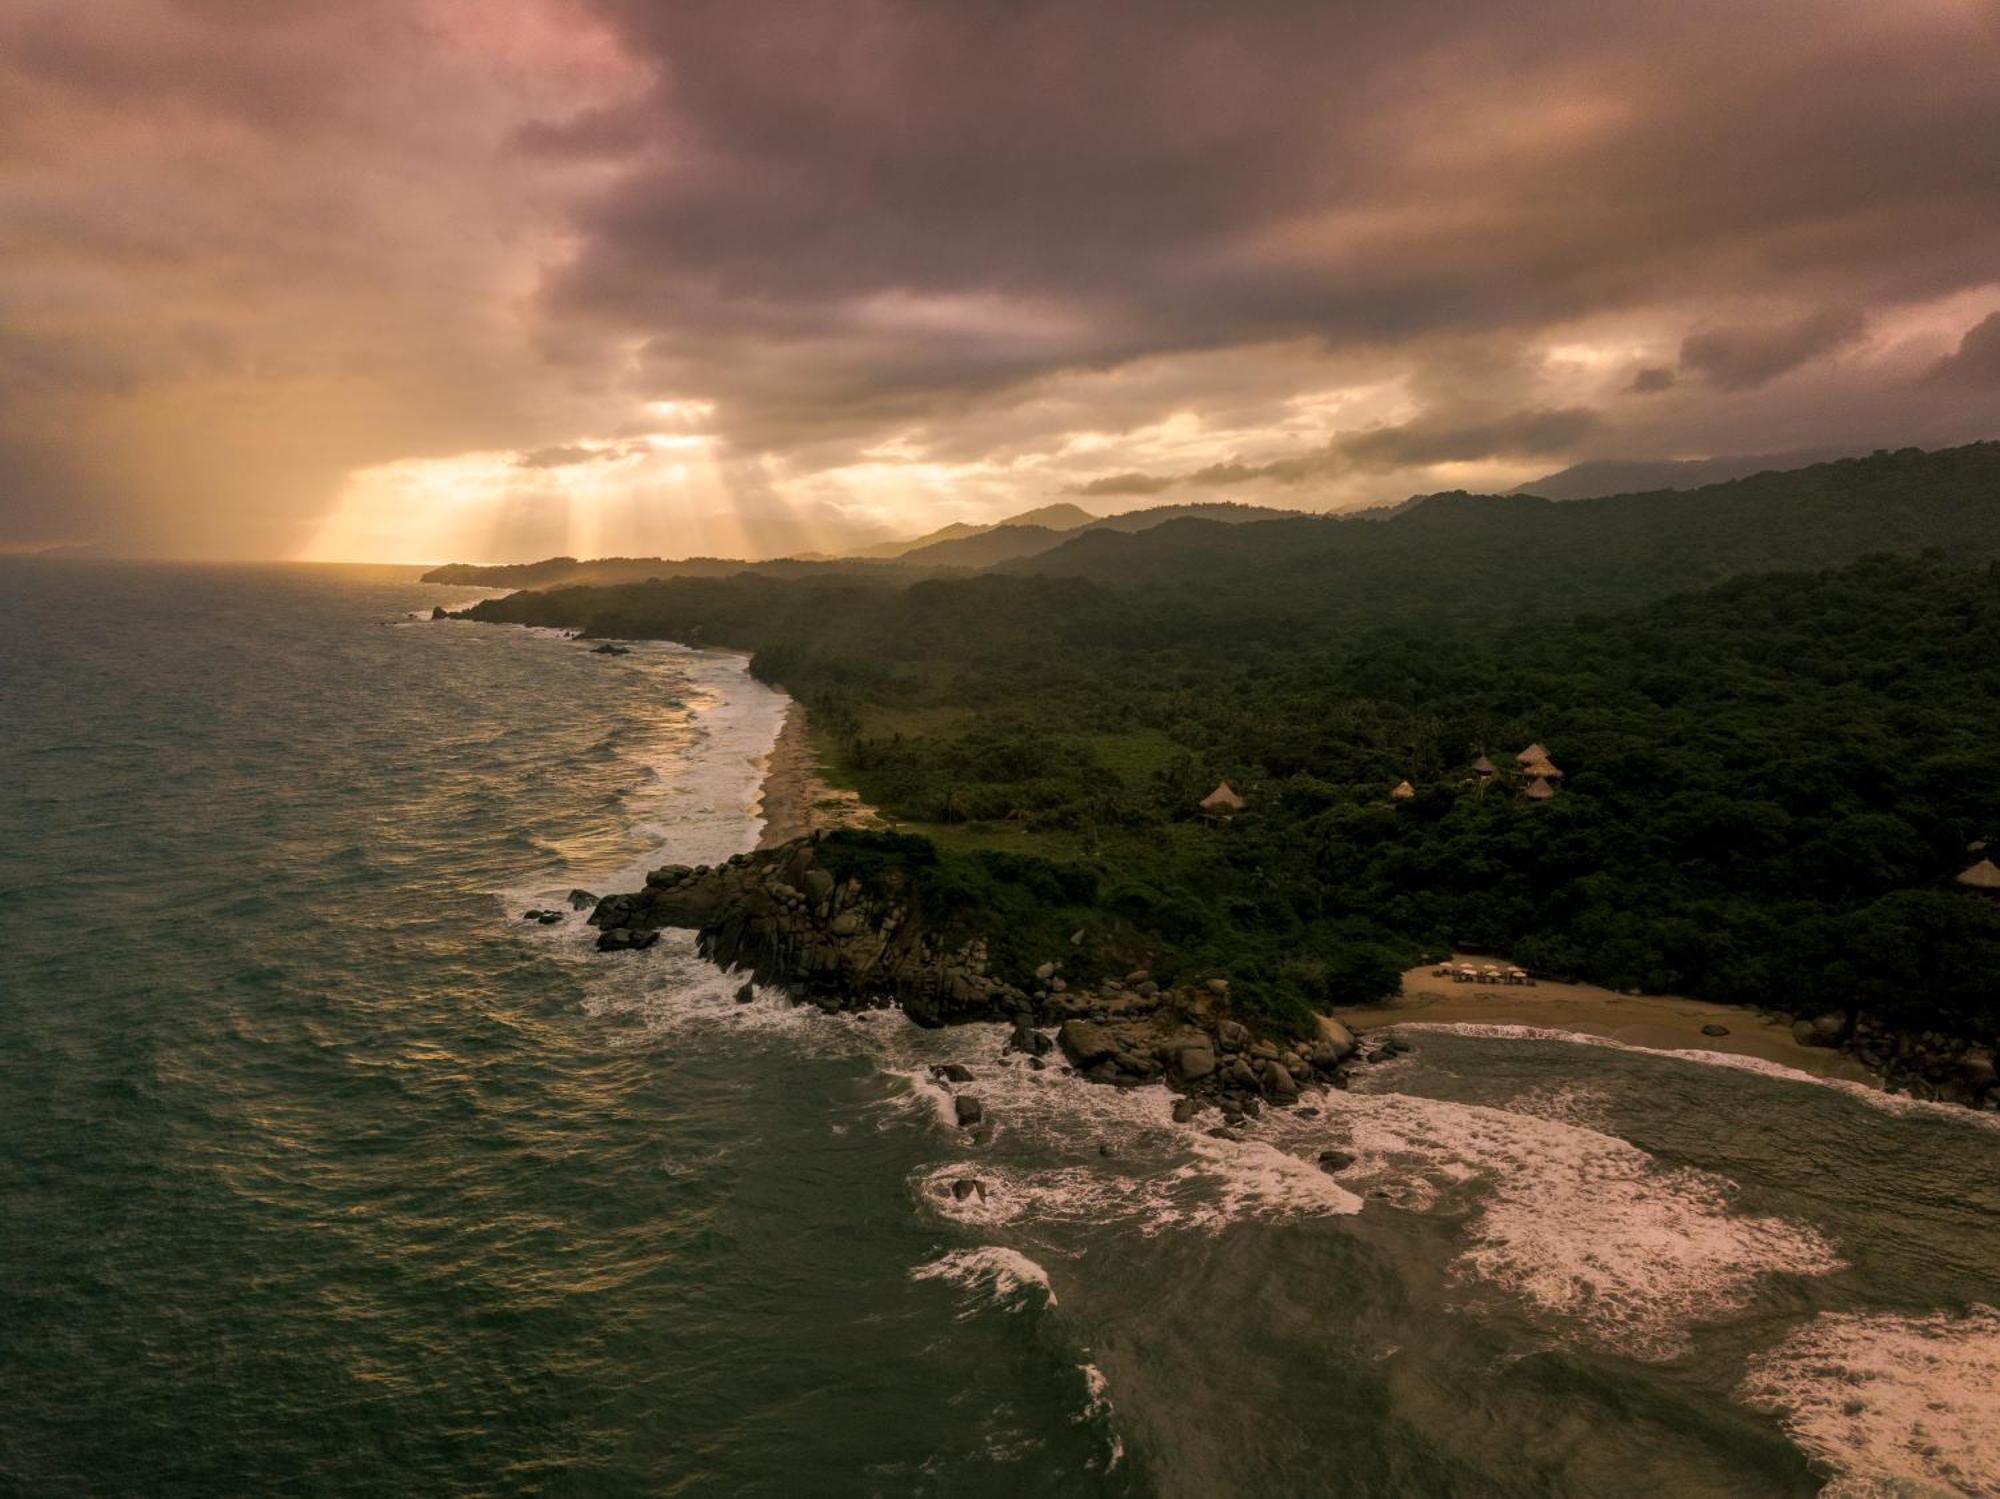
(910, 1246), (1057, 1315)
(1741, 1304), (2000, 1497)
(1254, 1087), (1843, 1358)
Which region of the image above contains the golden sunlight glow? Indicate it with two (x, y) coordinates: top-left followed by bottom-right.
(298, 436), (742, 564)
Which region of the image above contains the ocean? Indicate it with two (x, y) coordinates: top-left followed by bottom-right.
(3, 560), (1996, 1498)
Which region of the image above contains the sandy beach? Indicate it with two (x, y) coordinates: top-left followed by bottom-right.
(1337, 956), (1879, 1084)
(754, 701), (879, 849)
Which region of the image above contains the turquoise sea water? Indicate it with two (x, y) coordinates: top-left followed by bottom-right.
(3, 561), (1997, 1497)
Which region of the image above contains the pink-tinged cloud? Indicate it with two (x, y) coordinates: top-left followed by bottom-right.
(3, 0), (2000, 558)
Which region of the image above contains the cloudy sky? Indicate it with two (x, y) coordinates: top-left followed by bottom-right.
(4, 0), (1999, 560)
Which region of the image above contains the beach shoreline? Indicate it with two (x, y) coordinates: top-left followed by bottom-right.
(753, 700), (879, 849)
(1337, 957), (1880, 1085)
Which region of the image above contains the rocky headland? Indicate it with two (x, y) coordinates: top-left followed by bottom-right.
(589, 835), (1365, 1127)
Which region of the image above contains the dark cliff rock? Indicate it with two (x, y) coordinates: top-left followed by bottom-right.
(587, 836), (1364, 1111)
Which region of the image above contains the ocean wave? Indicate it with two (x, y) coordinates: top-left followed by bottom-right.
(910, 1246), (1057, 1315)
(892, 1031), (1364, 1235)
(1393, 1022), (2000, 1131)
(1740, 1304), (2000, 1497)
(1254, 1088), (1843, 1359)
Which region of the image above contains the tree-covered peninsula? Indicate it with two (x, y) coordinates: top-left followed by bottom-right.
(462, 444), (2000, 1054)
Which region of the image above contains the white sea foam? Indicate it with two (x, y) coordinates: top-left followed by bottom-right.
(894, 1032), (1364, 1234)
(1741, 1305), (2000, 1498)
(1396, 1022), (2000, 1132)
(1256, 1088), (1843, 1358)
(910, 1246), (1057, 1315)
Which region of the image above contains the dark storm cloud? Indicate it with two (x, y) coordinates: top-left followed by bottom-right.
(540, 0), (2000, 453)
(1679, 307), (1868, 391)
(514, 440), (647, 468)
(1076, 472), (1179, 498)
(1930, 311), (2000, 386)
(5, 0), (2000, 556)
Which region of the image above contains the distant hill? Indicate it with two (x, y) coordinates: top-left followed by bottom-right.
(429, 499), (1306, 584)
(1512, 447), (1863, 502)
(998, 443), (2000, 607)
(888, 498), (1299, 567)
(839, 501), (1098, 560)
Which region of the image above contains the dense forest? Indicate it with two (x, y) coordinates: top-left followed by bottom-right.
(464, 443), (2000, 1037)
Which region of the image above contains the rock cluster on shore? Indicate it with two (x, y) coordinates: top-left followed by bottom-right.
(1788, 1009), (1999, 1109)
(587, 837), (1364, 1113)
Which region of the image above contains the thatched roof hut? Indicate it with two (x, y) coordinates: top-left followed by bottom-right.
(1522, 757), (1564, 780)
(1516, 743), (1550, 763)
(1390, 779), (1416, 801)
(1522, 778), (1557, 801)
(1201, 781), (1247, 814)
(1956, 857), (2000, 890)
(1470, 755), (1496, 776)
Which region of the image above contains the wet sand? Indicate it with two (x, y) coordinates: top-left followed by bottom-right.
(754, 701), (879, 849)
(1337, 957), (1878, 1084)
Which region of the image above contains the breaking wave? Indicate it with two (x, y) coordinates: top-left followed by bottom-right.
(910, 1246), (1058, 1315)
(1741, 1304), (2000, 1497)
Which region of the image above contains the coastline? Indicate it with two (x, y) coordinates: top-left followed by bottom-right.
(1336, 958), (1879, 1085)
(753, 700), (879, 849)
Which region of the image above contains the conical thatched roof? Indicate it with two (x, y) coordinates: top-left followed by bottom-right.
(1470, 755), (1496, 775)
(1956, 857), (2000, 890)
(1516, 743), (1549, 763)
(1522, 778), (1556, 801)
(1201, 781), (1247, 813)
(1522, 757), (1564, 779)
(1390, 779), (1416, 800)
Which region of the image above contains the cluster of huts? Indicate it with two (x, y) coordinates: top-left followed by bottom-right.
(1202, 744), (1570, 823)
(1433, 961), (1534, 985)
(1389, 744), (1565, 805)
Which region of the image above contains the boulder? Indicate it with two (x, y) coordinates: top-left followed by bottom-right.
(734, 983), (755, 1004)
(1315, 1018), (1358, 1062)
(1316, 1149), (1355, 1174)
(829, 912), (861, 936)
(567, 888), (597, 909)
(1264, 1063), (1299, 1100)
(1701, 1023), (1730, 1037)
(1176, 1042), (1218, 1081)
(951, 1178), (986, 1202)
(1034, 961), (1058, 982)
(1793, 1013), (1848, 1048)
(1226, 1058), (1258, 1090)
(1171, 1098), (1202, 1124)
(1007, 1023), (1054, 1057)
(1216, 1020), (1250, 1051)
(537, 912), (563, 925)
(1058, 1019), (1121, 1069)
(803, 868), (835, 904)
(953, 1095), (984, 1129)
(934, 1063), (975, 1084)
